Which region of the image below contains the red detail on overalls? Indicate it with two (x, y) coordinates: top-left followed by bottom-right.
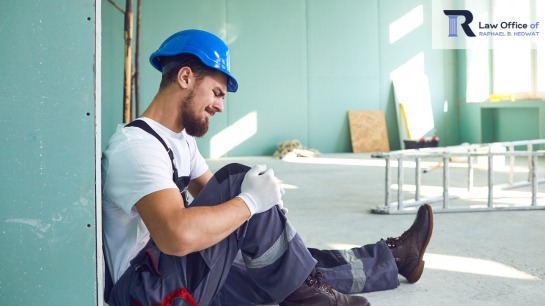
(133, 288), (197, 306)
(145, 250), (163, 276)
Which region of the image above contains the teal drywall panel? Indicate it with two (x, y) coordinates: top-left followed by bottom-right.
(495, 108), (540, 144)
(307, 0), (380, 153)
(460, 101), (545, 149)
(481, 108), (496, 143)
(101, 0), (125, 151)
(479, 107), (540, 149)
(459, 102), (482, 144)
(225, 0), (308, 156)
(378, 0), (460, 150)
(496, 108), (540, 148)
(0, 1), (97, 305)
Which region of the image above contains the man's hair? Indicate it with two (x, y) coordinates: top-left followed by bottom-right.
(159, 53), (218, 91)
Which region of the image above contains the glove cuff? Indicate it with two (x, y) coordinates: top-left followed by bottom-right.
(236, 193), (256, 218)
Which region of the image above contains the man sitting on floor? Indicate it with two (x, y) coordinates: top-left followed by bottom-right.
(102, 29), (434, 306)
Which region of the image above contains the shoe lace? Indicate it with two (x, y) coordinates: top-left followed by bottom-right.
(307, 271), (335, 295)
(385, 230), (410, 248)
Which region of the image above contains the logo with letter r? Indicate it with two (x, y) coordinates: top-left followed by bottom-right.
(444, 10), (476, 37)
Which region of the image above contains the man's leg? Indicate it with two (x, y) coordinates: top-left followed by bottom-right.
(212, 205), (434, 304)
(210, 252), (276, 306)
(211, 241), (397, 306)
(308, 240), (399, 294)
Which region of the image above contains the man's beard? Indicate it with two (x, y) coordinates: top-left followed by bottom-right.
(179, 89), (209, 137)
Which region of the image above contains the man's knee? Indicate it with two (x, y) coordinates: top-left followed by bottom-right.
(213, 163), (250, 184)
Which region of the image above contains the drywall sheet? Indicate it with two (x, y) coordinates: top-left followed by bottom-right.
(224, 0), (308, 156)
(307, 0), (381, 153)
(393, 74), (435, 148)
(0, 1), (97, 305)
(348, 111), (390, 153)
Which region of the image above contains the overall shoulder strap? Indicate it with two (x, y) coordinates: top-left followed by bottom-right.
(125, 120), (170, 152)
(125, 120), (179, 182)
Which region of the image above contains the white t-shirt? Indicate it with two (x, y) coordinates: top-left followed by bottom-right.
(101, 117), (208, 283)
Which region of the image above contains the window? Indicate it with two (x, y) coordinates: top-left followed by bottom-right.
(491, 0), (544, 99)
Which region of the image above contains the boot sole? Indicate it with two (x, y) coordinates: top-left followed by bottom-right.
(405, 204), (434, 283)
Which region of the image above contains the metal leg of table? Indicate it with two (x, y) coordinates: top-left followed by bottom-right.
(398, 158), (404, 211)
(385, 157), (391, 207)
(528, 144), (533, 182)
(415, 158), (421, 202)
(488, 155), (494, 208)
(443, 157), (449, 209)
(468, 156), (473, 192)
(532, 155), (538, 206)
(509, 146), (514, 185)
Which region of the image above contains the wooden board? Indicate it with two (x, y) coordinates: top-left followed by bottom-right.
(348, 110), (390, 153)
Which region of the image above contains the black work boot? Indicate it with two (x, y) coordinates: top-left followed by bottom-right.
(384, 204), (434, 283)
(280, 269), (370, 306)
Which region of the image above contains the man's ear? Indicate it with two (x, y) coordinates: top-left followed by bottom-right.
(177, 67), (192, 89)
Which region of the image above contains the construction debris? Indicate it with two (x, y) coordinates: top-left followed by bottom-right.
(273, 140), (321, 160)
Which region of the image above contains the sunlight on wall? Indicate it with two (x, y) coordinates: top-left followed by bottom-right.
(390, 52), (425, 81)
(424, 253), (540, 280)
(389, 5), (424, 43)
(210, 111), (257, 158)
(218, 23), (240, 46)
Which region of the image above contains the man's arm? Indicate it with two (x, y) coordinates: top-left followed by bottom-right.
(135, 188), (250, 257)
(187, 169), (213, 198)
(136, 165), (283, 257)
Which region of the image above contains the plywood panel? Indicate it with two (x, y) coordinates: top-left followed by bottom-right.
(348, 111), (390, 153)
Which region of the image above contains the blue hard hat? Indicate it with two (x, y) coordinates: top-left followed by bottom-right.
(150, 29), (238, 92)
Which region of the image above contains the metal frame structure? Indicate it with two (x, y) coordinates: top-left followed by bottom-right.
(371, 139), (545, 214)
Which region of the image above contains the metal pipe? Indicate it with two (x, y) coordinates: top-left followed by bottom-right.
(509, 145), (514, 185)
(415, 157), (421, 202)
(373, 139), (545, 157)
(443, 157), (449, 209)
(488, 155), (494, 208)
(532, 155), (538, 205)
(106, 0), (125, 13)
(468, 156), (473, 192)
(373, 151), (544, 159)
(398, 158), (404, 211)
(385, 158), (391, 207)
(134, 0), (141, 118)
(122, 0), (133, 123)
(528, 144), (533, 182)
(372, 205), (545, 215)
(402, 195), (460, 208)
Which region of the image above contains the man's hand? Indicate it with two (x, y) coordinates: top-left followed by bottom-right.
(237, 164), (285, 217)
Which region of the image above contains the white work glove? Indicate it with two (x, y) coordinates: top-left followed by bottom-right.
(237, 164), (285, 218)
(276, 200), (288, 215)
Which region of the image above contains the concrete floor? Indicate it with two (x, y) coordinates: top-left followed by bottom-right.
(205, 153), (545, 306)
